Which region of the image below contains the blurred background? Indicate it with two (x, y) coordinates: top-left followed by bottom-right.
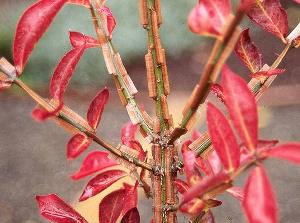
(0, 0), (299, 222)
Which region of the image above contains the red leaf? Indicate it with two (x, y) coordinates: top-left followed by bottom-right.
(235, 29), (263, 73)
(207, 150), (222, 175)
(183, 150), (202, 185)
(98, 6), (116, 38)
(294, 0), (300, 4)
(79, 170), (127, 201)
(265, 143), (300, 165)
(67, 0), (91, 8)
(31, 103), (63, 122)
(210, 83), (225, 103)
(188, 0), (231, 37)
(71, 151), (118, 180)
(87, 88), (109, 130)
(222, 65), (258, 152)
(180, 198), (205, 216)
(227, 186), (244, 202)
(67, 134), (92, 159)
(13, 0), (67, 74)
(125, 140), (147, 161)
(195, 157), (214, 176)
(251, 68), (285, 78)
(175, 179), (190, 194)
(69, 31), (100, 48)
(181, 172), (230, 205)
(50, 44), (86, 103)
(243, 166), (277, 223)
(121, 183), (138, 216)
(121, 121), (138, 143)
(36, 194), (88, 223)
(207, 103), (240, 172)
(99, 189), (126, 223)
(181, 140), (192, 154)
(246, 0), (288, 42)
(121, 208), (140, 223)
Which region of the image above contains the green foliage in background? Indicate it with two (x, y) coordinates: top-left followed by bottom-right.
(0, 1), (199, 86)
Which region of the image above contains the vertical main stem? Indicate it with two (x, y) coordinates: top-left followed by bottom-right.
(142, 0), (176, 222)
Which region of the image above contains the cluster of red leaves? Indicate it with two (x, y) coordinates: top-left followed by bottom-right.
(4, 0), (300, 222)
(178, 65), (300, 221)
(10, 0), (142, 222)
(188, 0), (289, 43)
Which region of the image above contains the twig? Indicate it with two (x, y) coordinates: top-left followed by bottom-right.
(89, 0), (156, 140)
(140, 0), (175, 222)
(0, 59), (152, 171)
(169, 10), (244, 144)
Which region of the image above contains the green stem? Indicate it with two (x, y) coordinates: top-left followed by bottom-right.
(13, 77), (152, 171)
(90, 1), (155, 138)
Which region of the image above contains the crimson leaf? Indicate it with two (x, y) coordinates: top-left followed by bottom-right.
(13, 0), (67, 74)
(79, 169), (127, 202)
(36, 194), (88, 223)
(243, 165), (277, 223)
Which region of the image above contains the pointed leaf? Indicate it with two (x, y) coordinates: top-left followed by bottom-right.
(121, 121), (138, 143)
(67, 0), (91, 8)
(180, 198), (205, 216)
(235, 29), (263, 73)
(207, 150), (222, 175)
(251, 68), (285, 78)
(181, 172), (230, 205)
(183, 150), (202, 185)
(87, 88), (109, 130)
(246, 0), (288, 42)
(50, 44), (86, 103)
(243, 166), (277, 223)
(69, 31), (100, 48)
(121, 182), (139, 216)
(175, 179), (190, 194)
(181, 140), (192, 154)
(124, 140), (147, 161)
(98, 6), (116, 38)
(188, 0), (231, 37)
(121, 208), (140, 223)
(79, 169), (127, 201)
(36, 194), (88, 223)
(13, 0), (67, 74)
(99, 189), (126, 223)
(71, 151), (118, 180)
(265, 143), (300, 165)
(222, 65), (258, 152)
(67, 134), (92, 159)
(32, 103), (63, 122)
(207, 103), (240, 172)
(195, 157), (214, 176)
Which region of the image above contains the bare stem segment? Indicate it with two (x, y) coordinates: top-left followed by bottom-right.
(140, 0), (176, 222)
(90, 0), (155, 141)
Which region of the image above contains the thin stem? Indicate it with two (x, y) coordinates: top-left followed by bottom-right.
(140, 0), (175, 222)
(89, 0), (155, 139)
(169, 11), (244, 144)
(10, 75), (152, 171)
(188, 42), (294, 160)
